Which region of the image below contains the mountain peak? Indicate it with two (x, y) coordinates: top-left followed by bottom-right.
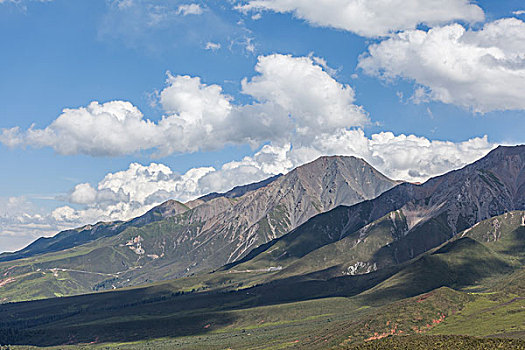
(493, 144), (525, 154)
(297, 155), (365, 168)
(290, 155), (397, 196)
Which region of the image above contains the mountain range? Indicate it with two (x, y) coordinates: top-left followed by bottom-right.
(226, 145), (524, 280)
(0, 145), (524, 349)
(0, 155), (398, 301)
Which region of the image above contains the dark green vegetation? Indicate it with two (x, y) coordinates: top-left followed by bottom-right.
(0, 145), (524, 349)
(344, 335), (525, 350)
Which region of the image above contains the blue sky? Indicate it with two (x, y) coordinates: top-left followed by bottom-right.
(1, 0), (524, 252)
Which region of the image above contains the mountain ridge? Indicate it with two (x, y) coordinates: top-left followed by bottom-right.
(223, 145), (524, 277)
(0, 173), (284, 261)
(110, 155), (399, 283)
(0, 155), (399, 300)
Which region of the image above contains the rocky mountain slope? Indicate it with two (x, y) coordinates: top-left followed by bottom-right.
(193, 174), (282, 204)
(0, 174), (284, 262)
(224, 145), (525, 279)
(0, 156), (398, 300)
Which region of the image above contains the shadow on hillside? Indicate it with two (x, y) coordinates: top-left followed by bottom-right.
(0, 266), (399, 346)
(0, 310), (236, 347)
(0, 237), (517, 347)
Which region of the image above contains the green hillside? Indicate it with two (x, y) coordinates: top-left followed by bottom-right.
(360, 237), (513, 303)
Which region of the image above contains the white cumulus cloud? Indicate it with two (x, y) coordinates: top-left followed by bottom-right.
(0, 101), (157, 156)
(0, 196), (76, 252)
(250, 130), (495, 184)
(69, 183), (98, 205)
(235, 0), (484, 37)
(0, 54), (367, 157)
(241, 54), (367, 138)
(358, 18), (525, 113)
(50, 163), (215, 226)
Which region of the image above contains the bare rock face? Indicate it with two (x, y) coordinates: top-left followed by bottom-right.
(384, 145), (524, 237)
(235, 157), (391, 256)
(401, 144), (525, 235)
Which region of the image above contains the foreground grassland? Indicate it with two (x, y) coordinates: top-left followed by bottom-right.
(6, 336), (525, 350)
(344, 335), (525, 350)
(2, 284), (524, 350)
